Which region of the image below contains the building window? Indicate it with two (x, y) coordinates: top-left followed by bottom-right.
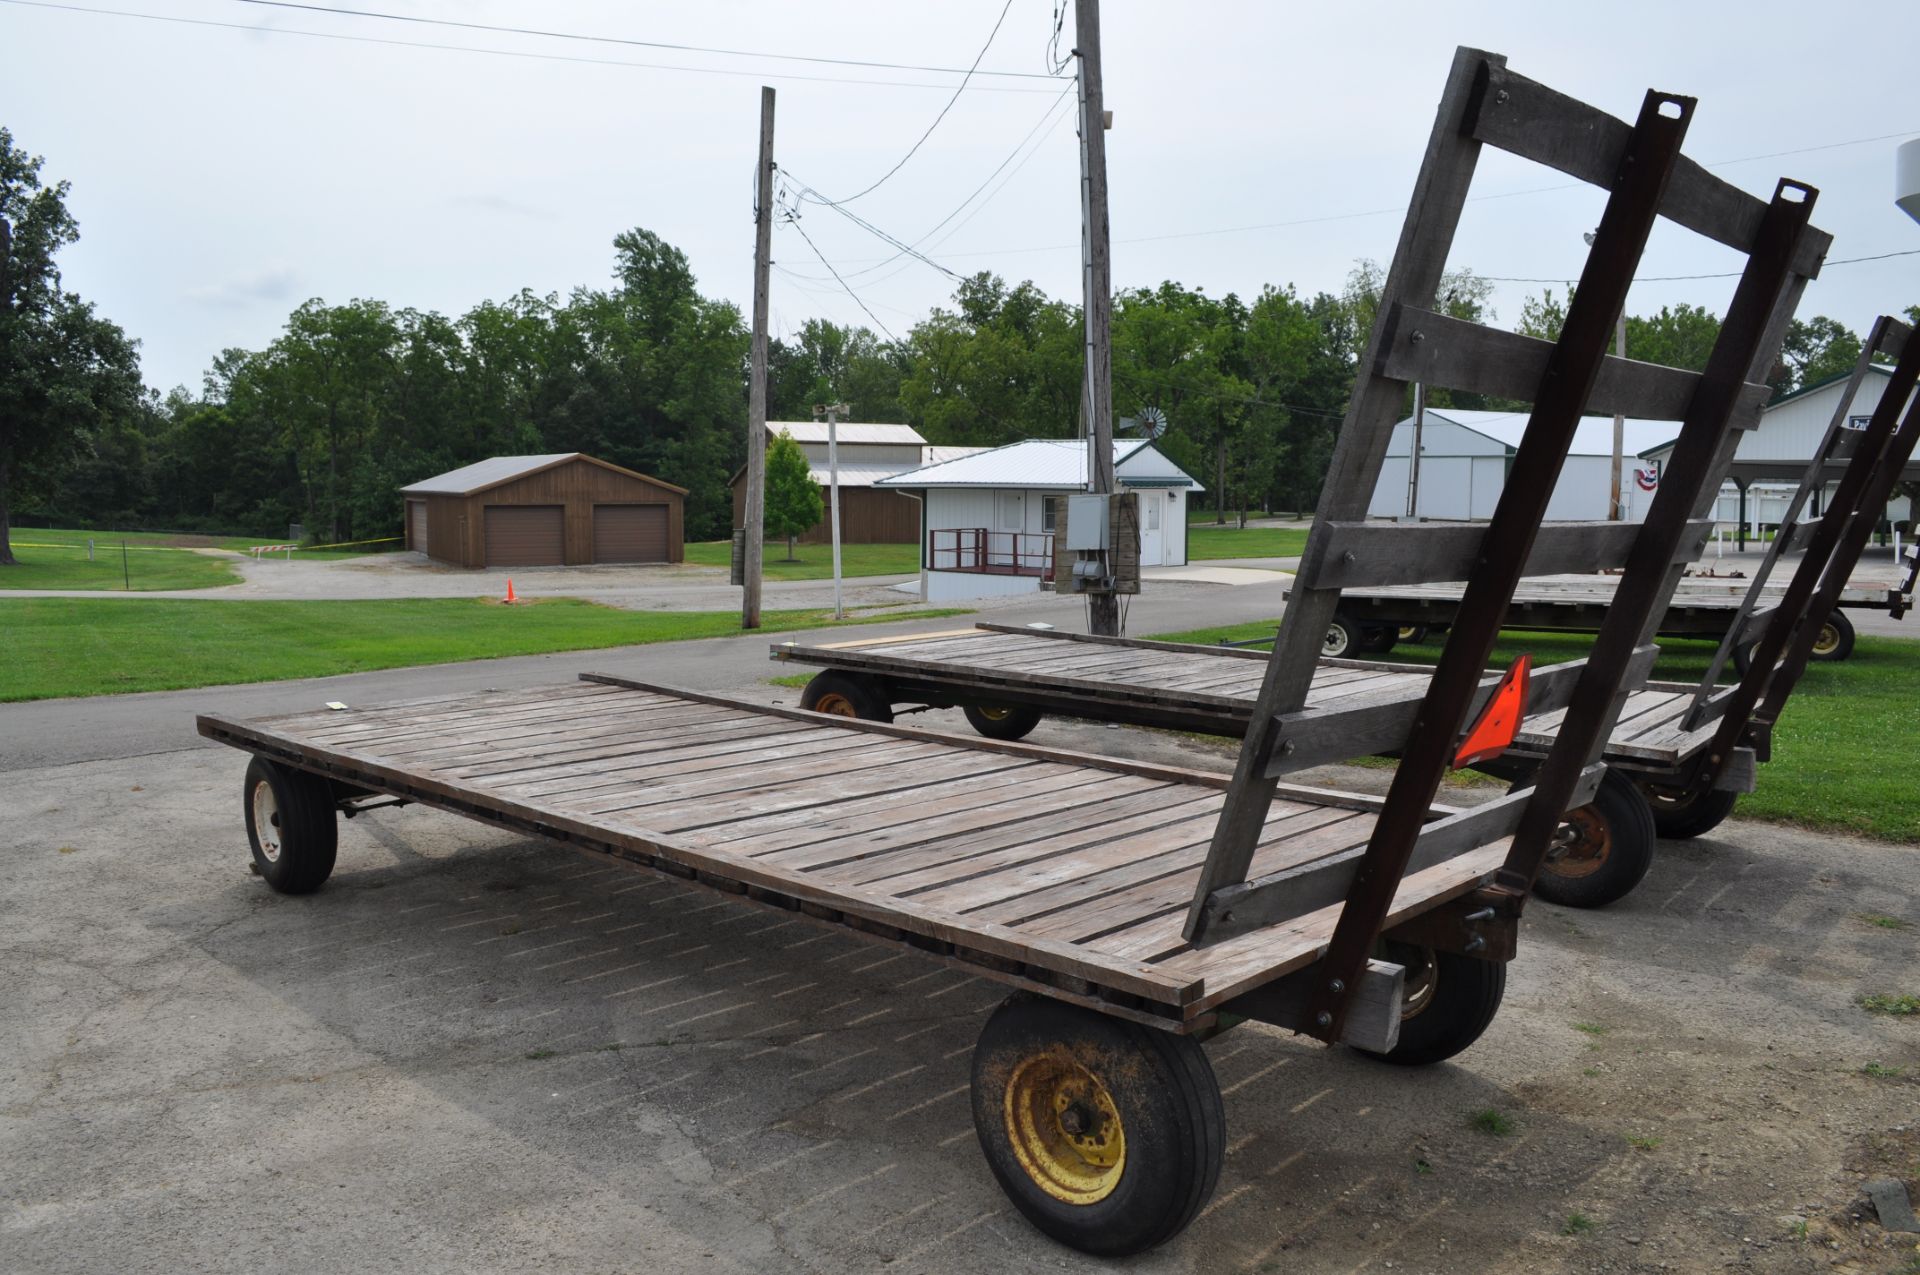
(1145, 495), (1161, 532)
(1042, 497), (1058, 533)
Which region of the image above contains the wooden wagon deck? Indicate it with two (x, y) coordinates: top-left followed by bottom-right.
(196, 676), (1505, 1029)
(773, 624), (1715, 769)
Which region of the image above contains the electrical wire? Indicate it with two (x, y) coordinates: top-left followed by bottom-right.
(779, 174), (961, 283)
(797, 0), (1018, 206)
(1, 0), (1061, 93)
(778, 83), (1076, 287)
(1479, 247), (1920, 286)
(780, 213), (900, 344)
(227, 0), (1057, 79)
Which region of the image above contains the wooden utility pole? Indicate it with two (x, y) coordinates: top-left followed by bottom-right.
(743, 86), (776, 629)
(1075, 0), (1120, 636)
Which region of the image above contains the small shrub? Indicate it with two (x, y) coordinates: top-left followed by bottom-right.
(1858, 993), (1920, 1017)
(1562, 1212), (1595, 1236)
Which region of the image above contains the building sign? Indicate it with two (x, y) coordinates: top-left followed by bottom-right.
(1845, 414), (1873, 431)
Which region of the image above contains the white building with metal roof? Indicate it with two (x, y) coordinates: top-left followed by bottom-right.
(1369, 408), (1678, 522)
(878, 438), (1205, 602)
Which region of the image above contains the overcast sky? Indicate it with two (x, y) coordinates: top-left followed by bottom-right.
(5, 0), (1917, 394)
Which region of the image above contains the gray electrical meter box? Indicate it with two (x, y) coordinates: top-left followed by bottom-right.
(1064, 495), (1110, 551)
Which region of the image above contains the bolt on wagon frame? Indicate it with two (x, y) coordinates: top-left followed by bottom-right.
(199, 49), (1824, 1257)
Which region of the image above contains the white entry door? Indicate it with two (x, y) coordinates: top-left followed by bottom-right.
(1139, 491), (1165, 565)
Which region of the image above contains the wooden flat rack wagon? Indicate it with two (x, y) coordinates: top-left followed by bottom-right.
(769, 314), (1920, 916)
(198, 50), (1831, 1255)
(1309, 569), (1903, 667)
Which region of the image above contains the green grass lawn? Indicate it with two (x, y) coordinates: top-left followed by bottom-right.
(1186, 525), (1309, 561)
(1, 535), (242, 591)
(683, 540), (921, 580)
(0, 597), (970, 702)
(1150, 617), (1920, 843)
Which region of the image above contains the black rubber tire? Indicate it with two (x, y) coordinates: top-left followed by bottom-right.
(244, 756), (338, 895)
(971, 995), (1224, 1257)
(1397, 625), (1430, 644)
(963, 703), (1044, 741)
(1361, 625), (1398, 654)
(1809, 609), (1855, 662)
(1730, 639), (1758, 677)
(799, 671), (893, 722)
(1643, 782), (1738, 840)
(1353, 944), (1506, 1067)
(1324, 612), (1363, 659)
(1532, 769), (1657, 909)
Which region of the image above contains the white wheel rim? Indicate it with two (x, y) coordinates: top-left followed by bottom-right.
(1324, 626), (1347, 656)
(252, 781), (283, 862)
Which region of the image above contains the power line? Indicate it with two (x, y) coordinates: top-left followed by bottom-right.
(798, 0), (1018, 206)
(781, 213), (900, 344)
(779, 174), (961, 283)
(1479, 247), (1920, 286)
(817, 126), (1920, 263)
(1115, 371), (1348, 421)
(780, 84), (1076, 287)
(2, 0), (1061, 93)
(228, 0), (1057, 79)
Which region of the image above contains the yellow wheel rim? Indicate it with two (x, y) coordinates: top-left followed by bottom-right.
(1003, 1049), (1127, 1205)
(812, 692), (858, 718)
(1812, 623), (1840, 656)
(977, 705), (1013, 721)
(1545, 804), (1612, 880)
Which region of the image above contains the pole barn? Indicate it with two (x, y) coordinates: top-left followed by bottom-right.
(400, 454), (687, 569)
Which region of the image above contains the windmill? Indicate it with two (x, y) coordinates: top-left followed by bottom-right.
(1118, 405), (1167, 440)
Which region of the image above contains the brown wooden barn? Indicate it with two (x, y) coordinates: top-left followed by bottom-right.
(400, 454), (685, 569)
(728, 421), (940, 545)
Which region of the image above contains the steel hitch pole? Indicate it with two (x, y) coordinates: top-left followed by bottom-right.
(1302, 91), (1697, 1045)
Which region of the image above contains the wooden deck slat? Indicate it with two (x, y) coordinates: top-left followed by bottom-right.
(736, 773), (1156, 866)
(395, 709), (810, 773)
(1019, 813), (1375, 945)
(939, 806), (1360, 925)
(488, 728), (899, 799)
(825, 790), (1225, 890)
(568, 743), (990, 821)
(443, 718), (841, 786)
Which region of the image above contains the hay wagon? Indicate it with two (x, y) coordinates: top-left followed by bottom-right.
(199, 51), (1830, 1255)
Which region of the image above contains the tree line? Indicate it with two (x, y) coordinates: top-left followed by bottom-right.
(3, 125), (1897, 561)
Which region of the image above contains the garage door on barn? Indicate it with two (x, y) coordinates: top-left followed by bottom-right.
(483, 505), (564, 566)
(399, 454), (687, 569)
(592, 503), (670, 563)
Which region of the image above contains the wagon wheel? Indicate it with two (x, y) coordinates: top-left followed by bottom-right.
(1361, 625), (1399, 654)
(971, 995), (1224, 1257)
(1808, 609), (1854, 661)
(1640, 780), (1738, 839)
(1531, 769), (1656, 908)
(1351, 941), (1506, 1067)
(963, 703), (1044, 741)
(799, 671), (893, 722)
(1323, 612), (1363, 658)
(243, 756), (339, 894)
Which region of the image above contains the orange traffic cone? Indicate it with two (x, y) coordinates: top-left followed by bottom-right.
(505, 578), (517, 605)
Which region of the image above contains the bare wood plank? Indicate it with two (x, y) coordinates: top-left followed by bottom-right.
(1470, 62), (1830, 277)
(829, 791), (1228, 892)
(1299, 516), (1712, 591)
(490, 728), (905, 799)
(1372, 305), (1771, 425)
